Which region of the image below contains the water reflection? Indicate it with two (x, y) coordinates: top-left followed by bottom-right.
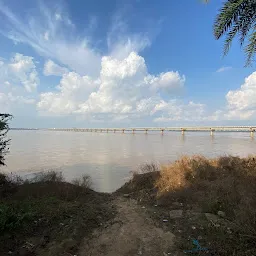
(3, 130), (256, 192)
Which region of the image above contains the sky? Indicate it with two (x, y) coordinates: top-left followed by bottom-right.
(0, 0), (256, 128)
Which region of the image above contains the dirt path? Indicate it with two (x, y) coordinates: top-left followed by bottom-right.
(79, 197), (175, 256)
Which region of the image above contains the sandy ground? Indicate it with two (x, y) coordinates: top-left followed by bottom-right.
(79, 197), (175, 256)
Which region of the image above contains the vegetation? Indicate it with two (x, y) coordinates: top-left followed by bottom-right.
(1, 153), (256, 255)
(208, 0), (256, 66)
(0, 114), (12, 166)
(0, 171), (114, 256)
(119, 155), (256, 255)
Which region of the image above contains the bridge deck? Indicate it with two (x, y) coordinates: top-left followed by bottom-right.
(11, 126), (256, 133)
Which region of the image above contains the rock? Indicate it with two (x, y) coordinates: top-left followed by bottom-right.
(169, 210), (183, 219)
(123, 194), (130, 198)
(172, 202), (181, 207)
(204, 213), (219, 223)
(186, 211), (202, 221)
(217, 211), (226, 218)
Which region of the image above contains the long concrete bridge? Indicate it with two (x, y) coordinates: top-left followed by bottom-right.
(12, 126), (256, 137)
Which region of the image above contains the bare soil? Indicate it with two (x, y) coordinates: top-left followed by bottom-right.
(79, 197), (175, 256)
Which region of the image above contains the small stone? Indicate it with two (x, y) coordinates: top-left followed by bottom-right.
(205, 213), (219, 223)
(123, 194), (130, 198)
(191, 226), (196, 230)
(163, 219), (168, 222)
(141, 206), (145, 209)
(217, 211), (226, 218)
(198, 236), (203, 240)
(59, 223), (64, 226)
(169, 209), (183, 219)
(154, 204), (158, 207)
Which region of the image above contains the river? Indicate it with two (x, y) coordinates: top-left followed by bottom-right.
(2, 130), (256, 192)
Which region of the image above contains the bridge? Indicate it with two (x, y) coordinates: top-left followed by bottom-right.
(11, 126), (256, 137)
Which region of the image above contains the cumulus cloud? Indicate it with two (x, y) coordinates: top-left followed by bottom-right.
(38, 72), (100, 115)
(44, 60), (68, 76)
(153, 101), (206, 122)
(37, 51), (204, 122)
(0, 53), (39, 92)
(224, 72), (256, 119)
(216, 66), (232, 73)
(208, 71), (256, 121)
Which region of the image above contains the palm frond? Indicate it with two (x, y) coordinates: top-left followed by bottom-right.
(245, 29), (256, 66)
(214, 0), (246, 40)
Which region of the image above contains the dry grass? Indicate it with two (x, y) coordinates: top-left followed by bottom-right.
(154, 155), (256, 255)
(118, 155), (256, 255)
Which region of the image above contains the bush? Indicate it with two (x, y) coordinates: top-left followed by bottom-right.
(32, 171), (64, 183)
(72, 175), (92, 189)
(0, 203), (35, 232)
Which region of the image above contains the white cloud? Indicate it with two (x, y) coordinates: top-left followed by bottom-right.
(224, 72), (256, 119)
(147, 71), (185, 94)
(44, 60), (68, 76)
(0, 2), (101, 77)
(153, 101), (206, 122)
(216, 66), (232, 73)
(0, 53), (39, 92)
(38, 72), (100, 115)
(209, 71), (256, 121)
(37, 51), (197, 122)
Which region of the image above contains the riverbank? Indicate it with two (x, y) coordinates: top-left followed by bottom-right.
(1, 155), (256, 255)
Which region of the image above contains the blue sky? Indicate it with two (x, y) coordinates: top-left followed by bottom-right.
(0, 0), (256, 128)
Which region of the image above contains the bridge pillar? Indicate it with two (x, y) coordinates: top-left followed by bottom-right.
(250, 128), (255, 137)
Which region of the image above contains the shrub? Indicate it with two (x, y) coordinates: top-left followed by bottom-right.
(32, 171), (64, 183)
(72, 175), (92, 189)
